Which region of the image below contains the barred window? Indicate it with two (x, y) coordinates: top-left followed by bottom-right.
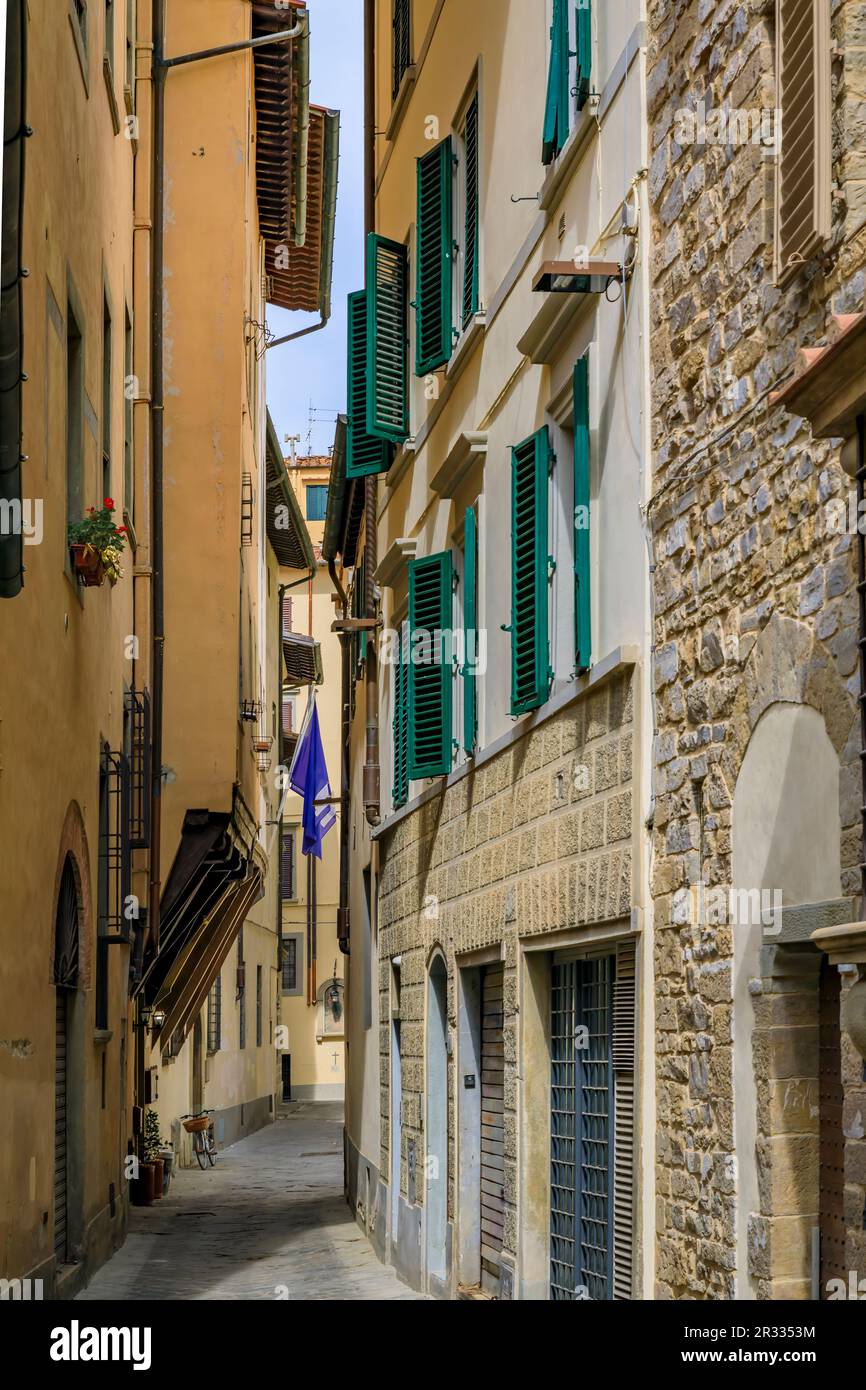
(207, 974), (222, 1053)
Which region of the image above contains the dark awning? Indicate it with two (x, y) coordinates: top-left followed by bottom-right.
(283, 632), (323, 686)
(265, 413), (316, 572)
(252, 0), (309, 247)
(322, 415), (365, 568)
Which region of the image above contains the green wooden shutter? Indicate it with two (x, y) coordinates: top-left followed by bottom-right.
(409, 552), (453, 779)
(574, 356), (591, 674)
(463, 505), (478, 755)
(347, 290), (393, 478)
(510, 428), (551, 714)
(393, 622), (409, 809)
(366, 233), (409, 444)
(542, 0), (570, 165)
(576, 1), (592, 111)
(416, 138), (454, 375)
(462, 94), (480, 329)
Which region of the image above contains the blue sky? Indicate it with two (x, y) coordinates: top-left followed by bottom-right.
(266, 0), (364, 459)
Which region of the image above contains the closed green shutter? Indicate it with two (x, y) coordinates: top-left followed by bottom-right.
(463, 505), (478, 755)
(462, 94), (480, 329)
(574, 356), (591, 674)
(510, 428), (551, 714)
(409, 552), (453, 779)
(416, 138), (454, 375)
(347, 290), (393, 478)
(366, 233), (409, 444)
(542, 0), (570, 165)
(393, 623), (409, 809)
(576, 1), (592, 111)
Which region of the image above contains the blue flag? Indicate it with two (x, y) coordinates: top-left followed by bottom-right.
(288, 697), (336, 859)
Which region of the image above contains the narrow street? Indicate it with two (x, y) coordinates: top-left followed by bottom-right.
(77, 1106), (421, 1302)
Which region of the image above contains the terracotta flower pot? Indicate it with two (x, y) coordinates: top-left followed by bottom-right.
(70, 543), (106, 588)
(133, 1160), (157, 1206)
(151, 1156), (165, 1199)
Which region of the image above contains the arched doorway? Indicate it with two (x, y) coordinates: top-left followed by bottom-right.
(425, 953), (448, 1293)
(54, 855), (81, 1266)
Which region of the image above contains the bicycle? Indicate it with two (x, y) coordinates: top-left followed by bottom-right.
(181, 1110), (217, 1169)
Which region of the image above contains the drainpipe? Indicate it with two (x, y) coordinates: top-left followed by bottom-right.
(337, 629), (351, 954)
(363, 0), (381, 828)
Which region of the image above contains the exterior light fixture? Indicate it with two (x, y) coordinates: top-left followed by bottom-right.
(532, 260), (623, 295)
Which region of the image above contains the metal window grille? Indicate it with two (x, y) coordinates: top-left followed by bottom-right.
(256, 965), (263, 1048)
(125, 687), (151, 848)
(281, 937), (297, 992)
(241, 472), (254, 545)
(207, 975), (222, 1053)
(392, 0), (411, 100)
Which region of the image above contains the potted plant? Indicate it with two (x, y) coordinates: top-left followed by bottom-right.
(142, 1108), (165, 1199)
(67, 497), (128, 587)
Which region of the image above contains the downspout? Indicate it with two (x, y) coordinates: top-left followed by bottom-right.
(363, 0), (381, 828)
(327, 557), (351, 956)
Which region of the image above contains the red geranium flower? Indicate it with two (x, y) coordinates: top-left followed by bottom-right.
(104, 497), (115, 510)
(117, 526), (128, 534)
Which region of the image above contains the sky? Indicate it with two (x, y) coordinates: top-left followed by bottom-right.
(265, 0), (364, 460)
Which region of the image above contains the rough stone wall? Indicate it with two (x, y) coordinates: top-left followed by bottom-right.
(647, 0), (866, 1298)
(377, 667), (636, 1273)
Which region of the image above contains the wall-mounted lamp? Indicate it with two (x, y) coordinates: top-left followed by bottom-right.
(532, 260), (623, 296)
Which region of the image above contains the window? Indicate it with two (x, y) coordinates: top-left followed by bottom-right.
(72, 0), (88, 49)
(102, 295), (112, 501)
(393, 620), (409, 809)
(66, 300), (84, 541)
(238, 930), (246, 1050)
(305, 485), (329, 521)
(256, 965), (263, 1048)
(415, 138), (454, 376)
(125, 0), (136, 99)
(392, 0), (411, 102)
(346, 290), (393, 479)
(408, 552), (453, 779)
(124, 309), (133, 521)
(365, 233), (409, 444)
(775, 0), (831, 279)
(510, 428), (552, 714)
(281, 829), (296, 901)
(542, 0), (592, 166)
(459, 91), (480, 330)
(104, 0), (114, 70)
(282, 934), (303, 995)
(207, 974), (222, 1053)
(573, 358), (591, 673)
(463, 505), (478, 754)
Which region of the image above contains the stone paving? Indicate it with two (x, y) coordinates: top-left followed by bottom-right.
(77, 1103), (422, 1301)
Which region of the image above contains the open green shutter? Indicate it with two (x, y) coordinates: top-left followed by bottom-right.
(576, 2), (592, 111)
(574, 357), (591, 673)
(366, 233), (409, 444)
(463, 505), (478, 755)
(393, 622), (409, 809)
(462, 94), (480, 329)
(511, 428), (550, 714)
(347, 291), (393, 478)
(409, 552), (453, 779)
(416, 139), (454, 375)
(542, 0), (570, 165)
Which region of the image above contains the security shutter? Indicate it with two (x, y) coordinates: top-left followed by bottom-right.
(510, 428), (551, 715)
(612, 940), (636, 1300)
(776, 0), (831, 275)
(819, 956), (846, 1293)
(416, 138), (453, 375)
(542, 0), (570, 165)
(366, 234), (409, 444)
(54, 989), (69, 1262)
(463, 505), (478, 755)
(481, 963), (505, 1293)
(393, 621), (410, 808)
(408, 552), (453, 779)
(462, 92), (480, 329)
(573, 357), (591, 674)
(576, 1), (592, 111)
(346, 290), (393, 478)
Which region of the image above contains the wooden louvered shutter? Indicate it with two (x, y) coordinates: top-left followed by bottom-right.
(612, 940), (636, 1300)
(416, 139), (454, 375)
(462, 93), (480, 329)
(542, 0), (570, 165)
(366, 234), (409, 444)
(463, 505), (478, 755)
(281, 831), (295, 900)
(573, 357), (591, 674)
(282, 593), (293, 636)
(409, 552), (453, 779)
(510, 429), (551, 715)
(393, 622), (409, 809)
(392, 0), (411, 101)
(347, 290), (393, 478)
(776, 0), (831, 276)
(576, 1), (592, 111)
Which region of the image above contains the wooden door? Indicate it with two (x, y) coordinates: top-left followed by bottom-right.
(480, 964), (505, 1293)
(819, 957), (846, 1294)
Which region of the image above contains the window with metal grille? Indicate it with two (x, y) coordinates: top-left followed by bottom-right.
(306, 485), (329, 521)
(124, 687), (151, 848)
(408, 552), (453, 779)
(281, 830), (296, 901)
(392, 0), (411, 101)
(281, 934), (303, 995)
(776, 0), (831, 279)
(237, 930), (246, 1050)
(96, 744), (132, 1029)
(256, 965), (263, 1048)
(510, 428), (552, 714)
(207, 975), (221, 1054)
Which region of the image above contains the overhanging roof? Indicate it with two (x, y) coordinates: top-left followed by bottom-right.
(772, 312), (866, 438)
(283, 632), (323, 686)
(322, 415), (365, 568)
(266, 106), (339, 316)
(252, 0), (309, 246)
(265, 413), (316, 572)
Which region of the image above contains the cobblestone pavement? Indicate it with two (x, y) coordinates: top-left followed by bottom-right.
(77, 1103), (422, 1301)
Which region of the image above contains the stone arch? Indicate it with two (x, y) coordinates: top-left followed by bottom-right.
(50, 801), (93, 992)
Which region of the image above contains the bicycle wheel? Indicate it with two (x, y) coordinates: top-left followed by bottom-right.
(194, 1132), (208, 1170)
(206, 1131), (217, 1166)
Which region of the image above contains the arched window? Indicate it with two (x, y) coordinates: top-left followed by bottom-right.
(54, 856), (80, 989)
